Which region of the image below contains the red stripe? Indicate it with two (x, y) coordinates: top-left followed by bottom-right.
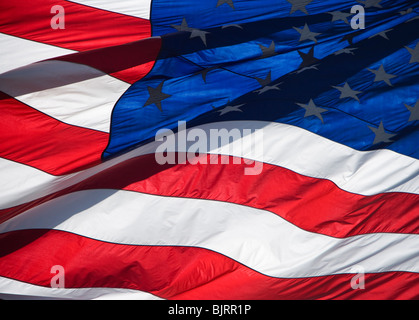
(0, 92), (108, 175)
(54, 37), (162, 84)
(0, 0), (151, 52)
(0, 229), (418, 300)
(2, 153), (418, 237)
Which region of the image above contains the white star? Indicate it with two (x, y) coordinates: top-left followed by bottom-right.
(293, 23), (321, 43)
(254, 83), (282, 95)
(405, 100), (419, 122)
(190, 29), (210, 46)
(368, 29), (393, 40)
(334, 48), (358, 56)
(293, 65), (319, 74)
(296, 99), (328, 123)
(171, 18), (210, 46)
(254, 71), (272, 87)
(368, 122), (396, 145)
(218, 104), (244, 115)
(332, 82), (362, 102)
(258, 41), (277, 59)
(297, 46), (319, 68)
(143, 81), (172, 112)
(287, 0), (313, 15)
(217, 0), (234, 9)
(367, 65), (397, 86)
(399, 8), (413, 15)
(328, 11), (352, 24)
(405, 42), (419, 64)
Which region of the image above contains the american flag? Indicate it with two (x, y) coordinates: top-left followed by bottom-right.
(0, 0), (418, 300)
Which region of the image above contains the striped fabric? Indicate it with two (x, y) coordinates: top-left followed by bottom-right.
(0, 0), (418, 300)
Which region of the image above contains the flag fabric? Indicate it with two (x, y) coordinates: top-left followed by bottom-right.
(0, 0), (419, 300)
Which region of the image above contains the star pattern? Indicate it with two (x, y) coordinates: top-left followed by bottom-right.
(297, 46), (319, 68)
(199, 66), (218, 83)
(405, 100), (419, 122)
(339, 30), (363, 45)
(367, 65), (396, 86)
(171, 18), (210, 46)
(293, 23), (321, 43)
(217, 0), (235, 9)
(171, 18), (191, 32)
(190, 29), (210, 46)
(334, 48), (357, 55)
(146, 1), (416, 151)
(399, 8), (413, 16)
(368, 122), (396, 145)
(258, 41), (278, 59)
(332, 82), (362, 102)
(293, 65), (319, 74)
(296, 99), (328, 123)
(218, 104), (245, 115)
(143, 81), (172, 112)
(368, 28), (393, 40)
(405, 42), (419, 64)
(254, 83), (282, 95)
(328, 11), (352, 24)
(253, 72), (283, 94)
(287, 0), (313, 15)
(255, 71), (272, 87)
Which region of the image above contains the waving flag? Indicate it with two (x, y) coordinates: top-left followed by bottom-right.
(0, 0), (419, 300)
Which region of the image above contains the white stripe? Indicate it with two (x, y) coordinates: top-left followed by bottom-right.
(0, 33), (75, 75)
(1, 189), (418, 278)
(0, 277), (162, 300)
(194, 121), (419, 195)
(67, 0), (152, 20)
(0, 60), (129, 132)
(0, 158), (57, 209)
(0, 121), (418, 210)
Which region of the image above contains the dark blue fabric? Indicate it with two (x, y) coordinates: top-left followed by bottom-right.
(104, 0), (419, 159)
